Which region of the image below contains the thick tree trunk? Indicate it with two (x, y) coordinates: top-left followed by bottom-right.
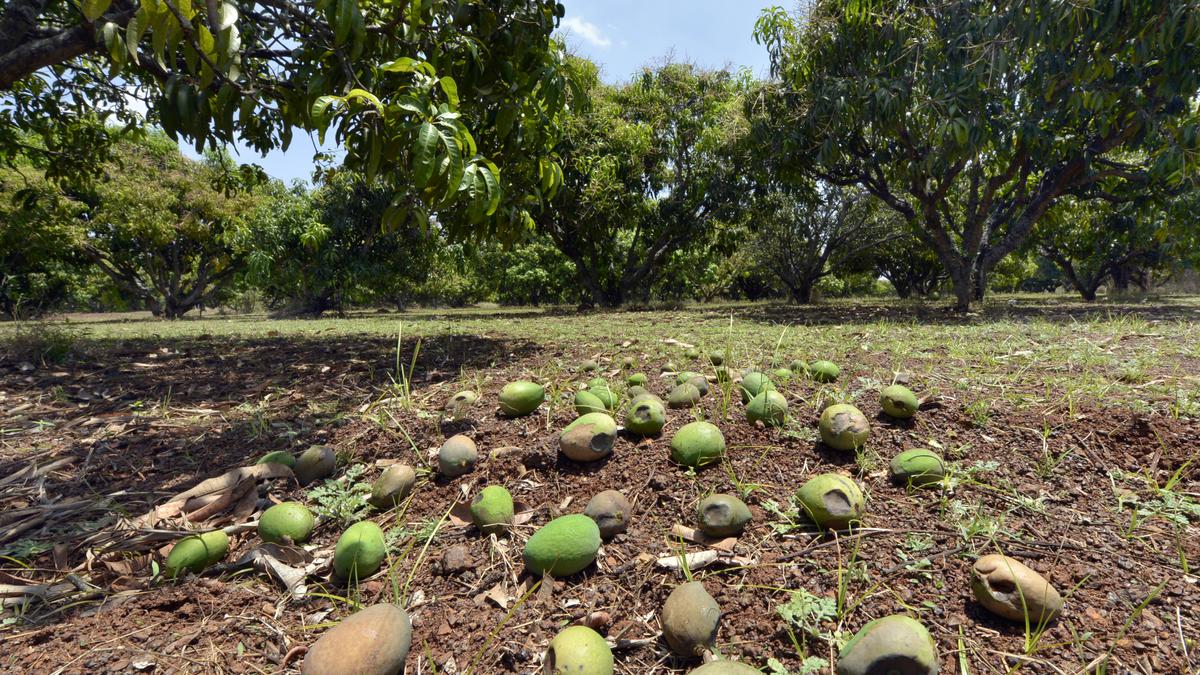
(789, 278), (815, 304)
(948, 265), (973, 312)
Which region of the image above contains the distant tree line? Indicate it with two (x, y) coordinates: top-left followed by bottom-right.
(2, 0), (1197, 318)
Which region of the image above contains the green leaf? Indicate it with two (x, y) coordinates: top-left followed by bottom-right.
(480, 159), (501, 216)
(82, 0), (113, 22)
(343, 88), (383, 112)
(333, 0), (355, 44)
(413, 121), (439, 188)
(381, 57), (418, 72)
(438, 76), (459, 108)
(311, 95), (338, 121)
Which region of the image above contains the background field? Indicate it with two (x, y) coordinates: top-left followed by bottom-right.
(2, 296), (1198, 673)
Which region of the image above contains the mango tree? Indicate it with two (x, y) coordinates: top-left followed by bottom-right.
(0, 0), (573, 237)
(755, 0), (1200, 310)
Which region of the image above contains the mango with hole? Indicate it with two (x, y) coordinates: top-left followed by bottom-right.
(739, 372), (774, 403)
(746, 389), (788, 427)
(796, 473), (865, 529)
(438, 434), (478, 477)
(301, 603), (412, 675)
(164, 530), (229, 578)
(889, 449), (945, 487)
(971, 554), (1063, 623)
(574, 390), (607, 416)
(470, 485), (514, 535)
(669, 421), (726, 468)
(256, 450), (296, 468)
(368, 464), (416, 509)
(499, 381), (544, 416)
(880, 384), (919, 419)
(295, 444), (336, 486)
(543, 625), (613, 675)
(667, 382), (702, 409)
(819, 404), (870, 451)
(259, 502), (315, 544)
(662, 581), (720, 658)
(560, 412), (618, 463)
(524, 514), (601, 577)
(836, 614), (939, 675)
(333, 520), (387, 580)
(445, 390), (478, 411)
(697, 494), (751, 537)
(625, 397), (667, 436)
(808, 360), (840, 383)
(585, 490), (631, 540)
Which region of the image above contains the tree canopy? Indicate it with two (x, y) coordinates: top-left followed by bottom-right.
(0, 0), (574, 238)
(755, 0), (1200, 309)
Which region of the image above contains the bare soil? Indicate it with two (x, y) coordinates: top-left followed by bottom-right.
(1, 317), (1197, 674)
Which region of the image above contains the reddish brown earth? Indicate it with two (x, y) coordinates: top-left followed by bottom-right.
(1, 329), (1197, 674)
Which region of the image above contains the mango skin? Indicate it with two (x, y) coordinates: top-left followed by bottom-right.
(256, 450), (296, 467)
(808, 360), (840, 382)
(819, 404), (870, 451)
(301, 604), (412, 675)
(971, 554), (1064, 624)
(669, 421), (726, 468)
(662, 581), (720, 658)
(836, 614), (939, 675)
(470, 485), (515, 535)
(560, 412), (618, 462)
(890, 448), (945, 487)
(625, 397), (667, 436)
(498, 381), (545, 416)
(523, 514), (601, 577)
(333, 520), (387, 580)
(880, 384), (919, 419)
(796, 473), (865, 529)
(259, 502), (315, 544)
(164, 530), (229, 578)
(545, 625), (614, 675)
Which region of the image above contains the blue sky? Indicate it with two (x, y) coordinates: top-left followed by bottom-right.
(199, 1), (779, 184)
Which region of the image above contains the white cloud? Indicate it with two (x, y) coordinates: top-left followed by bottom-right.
(559, 16), (612, 48)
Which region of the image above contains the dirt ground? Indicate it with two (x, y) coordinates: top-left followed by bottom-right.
(1, 301), (1198, 674)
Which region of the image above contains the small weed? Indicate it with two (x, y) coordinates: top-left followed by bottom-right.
(307, 464), (373, 525)
(762, 498), (805, 534)
(965, 399), (992, 427)
(777, 587), (841, 657)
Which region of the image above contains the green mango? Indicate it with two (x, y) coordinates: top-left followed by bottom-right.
(746, 389), (788, 427)
(676, 370), (701, 385)
(627, 372), (648, 386)
(368, 464), (416, 509)
(438, 434), (478, 477)
(880, 384), (919, 419)
(808, 360), (840, 383)
(574, 390), (607, 415)
(545, 625), (613, 675)
(789, 360), (809, 376)
(560, 412), (618, 462)
(772, 367), (793, 381)
(796, 473), (864, 529)
(523, 514), (601, 577)
(259, 502), (315, 544)
(256, 450), (296, 468)
(708, 350), (726, 366)
(684, 347), (701, 359)
(588, 385), (618, 412)
(690, 661), (764, 674)
(164, 530), (229, 578)
(498, 381), (544, 417)
(836, 614), (938, 675)
(819, 404), (870, 451)
(889, 448), (945, 487)
(669, 421), (725, 468)
(587, 377), (609, 389)
(579, 359), (599, 372)
(333, 520), (386, 580)
(667, 382), (702, 409)
(739, 372), (774, 403)
(295, 444), (336, 486)
(697, 494), (751, 537)
(470, 485), (514, 535)
(625, 397), (667, 436)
